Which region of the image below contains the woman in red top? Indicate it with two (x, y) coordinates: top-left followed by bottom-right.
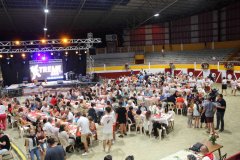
(50, 96), (57, 106)
(176, 95), (185, 103)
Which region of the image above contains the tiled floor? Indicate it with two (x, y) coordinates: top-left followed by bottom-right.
(5, 85), (240, 160)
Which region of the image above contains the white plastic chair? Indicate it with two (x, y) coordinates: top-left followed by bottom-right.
(176, 102), (183, 115)
(127, 118), (135, 134)
(143, 120), (153, 137)
(157, 128), (163, 140)
(134, 116), (143, 134)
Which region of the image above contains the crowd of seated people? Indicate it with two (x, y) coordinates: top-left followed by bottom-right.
(0, 71), (234, 159)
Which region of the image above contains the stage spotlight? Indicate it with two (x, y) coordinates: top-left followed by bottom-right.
(42, 56), (46, 60)
(62, 38), (68, 44)
(52, 40), (55, 44)
(15, 41), (20, 45)
(10, 54), (13, 58)
(65, 51), (68, 55)
(51, 52), (54, 55)
(76, 51), (78, 54)
(0, 55), (3, 58)
(44, 9), (49, 13)
(43, 28), (47, 31)
(41, 39), (46, 44)
(154, 13), (159, 17)
(30, 41), (33, 45)
(38, 53), (41, 56)
(84, 50), (87, 54)
(21, 53), (26, 58)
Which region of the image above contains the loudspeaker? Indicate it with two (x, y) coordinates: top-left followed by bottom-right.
(57, 80), (63, 84)
(89, 48), (96, 55)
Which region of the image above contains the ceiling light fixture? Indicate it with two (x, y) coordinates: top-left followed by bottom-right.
(154, 13), (159, 17)
(44, 9), (49, 13)
(44, 28), (47, 31)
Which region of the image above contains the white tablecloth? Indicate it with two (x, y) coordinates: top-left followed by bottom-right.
(152, 113), (172, 126)
(160, 150), (201, 160)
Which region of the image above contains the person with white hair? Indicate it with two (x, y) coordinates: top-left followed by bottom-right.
(200, 145), (217, 160)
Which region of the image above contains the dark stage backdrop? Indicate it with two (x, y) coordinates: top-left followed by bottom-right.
(0, 52), (86, 86)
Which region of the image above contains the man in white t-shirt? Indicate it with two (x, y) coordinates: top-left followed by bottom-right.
(76, 113), (91, 156)
(66, 110), (74, 123)
(43, 118), (56, 135)
(101, 107), (115, 153)
(40, 102), (49, 114)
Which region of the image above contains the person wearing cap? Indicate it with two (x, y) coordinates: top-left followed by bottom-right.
(0, 131), (11, 156)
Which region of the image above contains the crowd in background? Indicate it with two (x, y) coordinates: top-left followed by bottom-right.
(0, 70), (233, 160)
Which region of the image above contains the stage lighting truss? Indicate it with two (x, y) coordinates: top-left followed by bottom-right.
(0, 38), (101, 47)
(0, 35), (101, 53)
(0, 46), (92, 53)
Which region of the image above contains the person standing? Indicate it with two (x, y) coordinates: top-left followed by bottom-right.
(25, 130), (41, 160)
(215, 94), (226, 132)
(230, 78), (238, 96)
(202, 96), (217, 134)
(76, 113), (91, 156)
(193, 101), (201, 128)
(101, 107), (115, 153)
(187, 104), (193, 128)
(0, 102), (7, 131)
(221, 77), (227, 96)
(116, 102), (127, 138)
(45, 137), (66, 160)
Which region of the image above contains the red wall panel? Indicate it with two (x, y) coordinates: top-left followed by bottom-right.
(174, 70), (182, 76)
(152, 25), (165, 45)
(210, 69), (222, 83)
(187, 69), (195, 76)
(130, 27), (146, 46)
(226, 70), (234, 80)
(194, 70), (203, 78)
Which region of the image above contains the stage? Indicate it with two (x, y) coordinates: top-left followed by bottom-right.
(2, 80), (97, 97)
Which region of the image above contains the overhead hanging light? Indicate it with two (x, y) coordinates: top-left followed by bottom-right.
(154, 13), (159, 17)
(44, 9), (49, 13)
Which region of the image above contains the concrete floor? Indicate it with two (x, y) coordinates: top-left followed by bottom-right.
(5, 85), (240, 160)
